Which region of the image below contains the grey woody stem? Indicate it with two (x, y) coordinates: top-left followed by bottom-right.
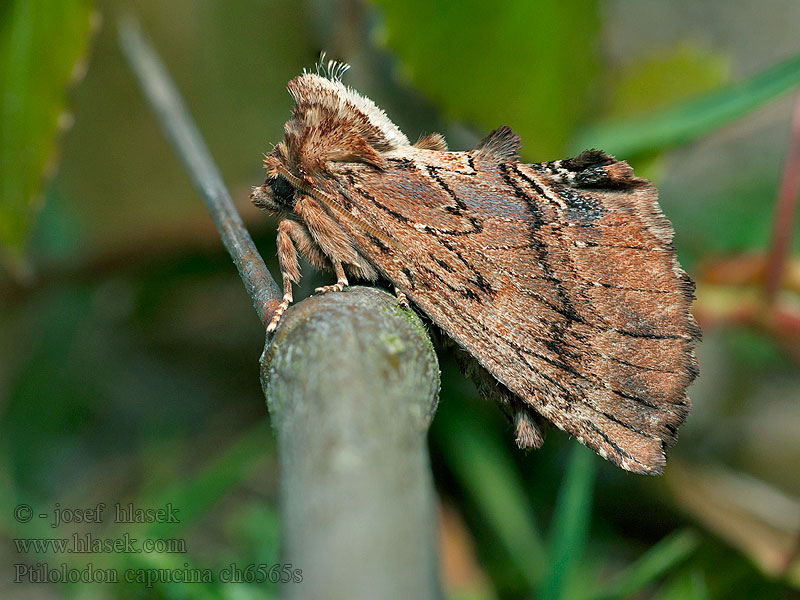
(118, 16), (282, 328)
(261, 287), (442, 600)
(119, 18), (443, 598)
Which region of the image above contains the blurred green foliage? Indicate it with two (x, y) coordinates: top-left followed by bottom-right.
(576, 50), (800, 158)
(605, 45), (729, 119)
(372, 0), (600, 160)
(0, 0), (93, 265)
(2, 1), (800, 599)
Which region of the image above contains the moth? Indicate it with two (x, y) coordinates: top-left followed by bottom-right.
(251, 59), (700, 475)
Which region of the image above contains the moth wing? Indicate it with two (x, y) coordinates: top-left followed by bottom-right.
(324, 145), (698, 475)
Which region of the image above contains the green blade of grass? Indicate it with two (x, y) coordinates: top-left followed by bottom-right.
(438, 407), (547, 589)
(98, 423), (274, 599)
(589, 529), (700, 600)
(538, 444), (596, 600)
(573, 51), (800, 157)
(140, 420), (273, 540)
(654, 568), (710, 600)
(0, 0), (93, 263)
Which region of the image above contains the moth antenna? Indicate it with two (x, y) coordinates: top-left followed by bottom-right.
(313, 51), (350, 82)
(330, 60), (350, 81)
(315, 51), (325, 76)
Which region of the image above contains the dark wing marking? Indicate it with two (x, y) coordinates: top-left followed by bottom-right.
(320, 148), (698, 474)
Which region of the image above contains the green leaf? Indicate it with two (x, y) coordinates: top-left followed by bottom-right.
(370, 0), (599, 159)
(538, 444), (596, 600)
(598, 45), (729, 181)
(0, 0), (93, 262)
(606, 45), (729, 119)
(589, 529), (700, 600)
(574, 50), (800, 158)
(437, 406), (547, 589)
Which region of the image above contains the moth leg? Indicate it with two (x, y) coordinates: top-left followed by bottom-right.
(268, 276), (294, 333)
(511, 401), (546, 450)
(394, 286), (410, 309)
(287, 217), (328, 271)
(267, 219), (304, 333)
(314, 260), (349, 294)
(446, 338), (546, 449)
(295, 195), (359, 266)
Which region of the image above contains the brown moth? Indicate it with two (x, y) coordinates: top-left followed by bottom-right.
(251, 58), (700, 475)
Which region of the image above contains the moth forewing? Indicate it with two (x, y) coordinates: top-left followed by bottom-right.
(252, 65), (699, 475)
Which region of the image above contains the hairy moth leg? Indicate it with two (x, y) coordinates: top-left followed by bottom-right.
(287, 217), (329, 271)
(268, 218), (322, 332)
(448, 340), (546, 449)
(394, 286), (410, 309)
(314, 260), (348, 294)
(295, 194), (359, 263)
(293, 193), (379, 282)
(292, 194), (352, 295)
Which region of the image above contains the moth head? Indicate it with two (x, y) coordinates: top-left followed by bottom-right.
(250, 149), (297, 215)
(275, 59), (410, 180)
(253, 57), (412, 214)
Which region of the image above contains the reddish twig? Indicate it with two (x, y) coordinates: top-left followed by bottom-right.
(765, 91), (800, 303)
